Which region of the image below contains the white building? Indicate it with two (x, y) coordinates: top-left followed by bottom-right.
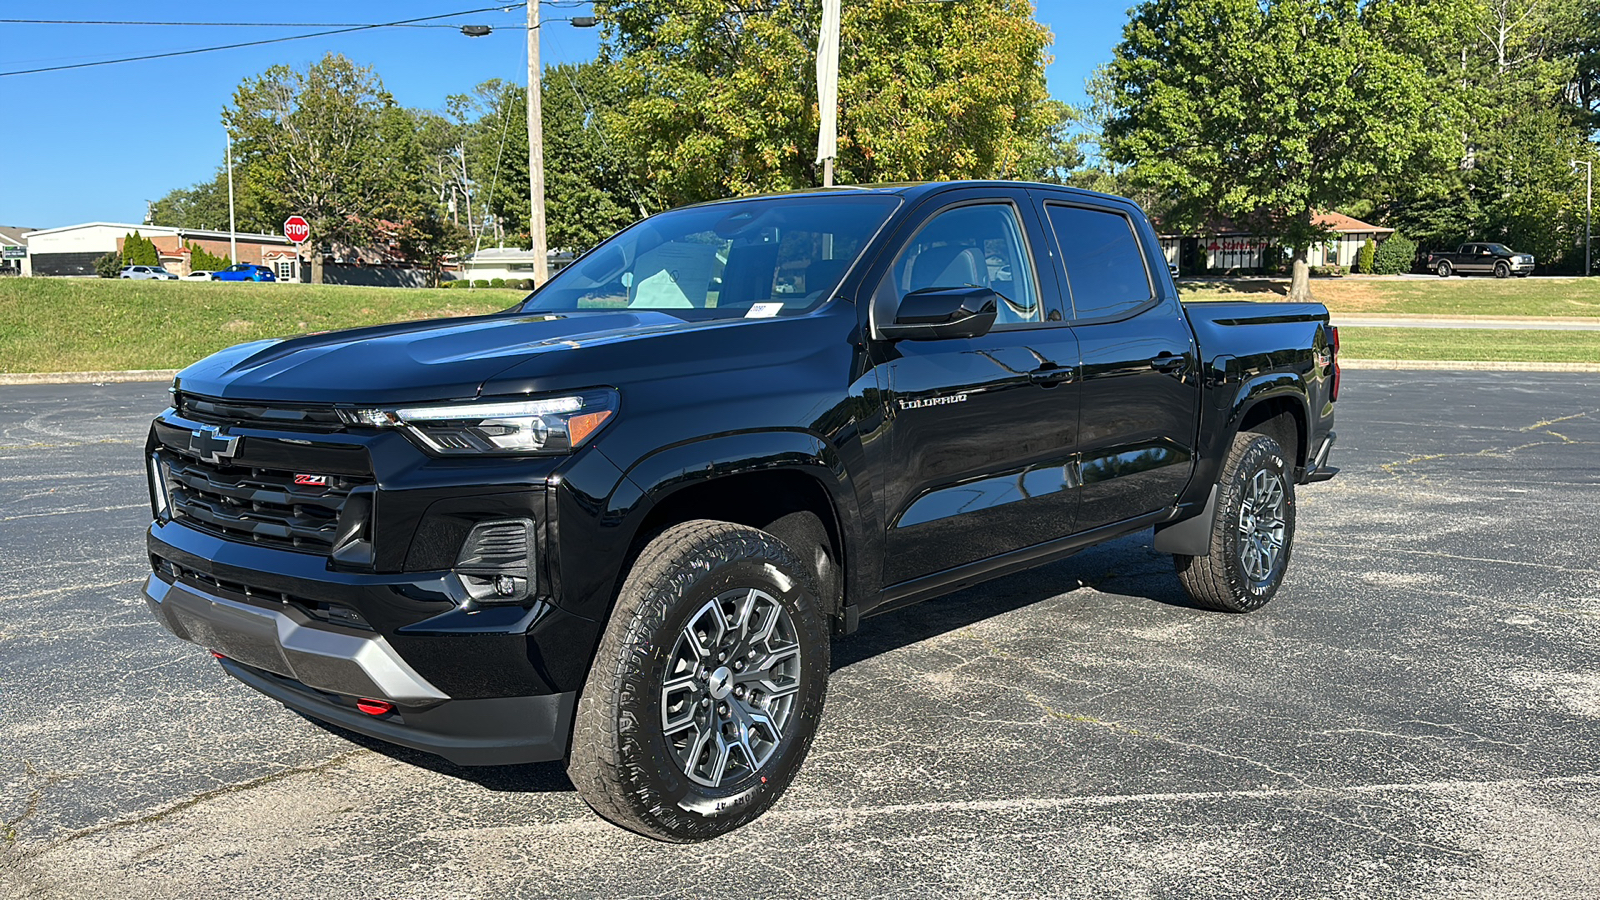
(0, 226), (32, 276)
(23, 222), (296, 278)
(452, 247), (574, 284)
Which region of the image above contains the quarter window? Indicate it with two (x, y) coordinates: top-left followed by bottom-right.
(882, 203), (1043, 327)
(1045, 205), (1153, 321)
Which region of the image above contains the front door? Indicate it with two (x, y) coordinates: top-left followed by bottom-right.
(868, 192), (1083, 587)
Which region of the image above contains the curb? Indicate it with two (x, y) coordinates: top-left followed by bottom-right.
(1340, 359), (1600, 372)
(0, 369), (179, 385)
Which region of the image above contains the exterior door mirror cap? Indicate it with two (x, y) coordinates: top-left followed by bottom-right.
(879, 285), (998, 341)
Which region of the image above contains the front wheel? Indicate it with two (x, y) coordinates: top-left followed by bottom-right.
(568, 520), (830, 842)
(1174, 432), (1296, 613)
(1435, 261), (1452, 277)
(1494, 262), (1510, 278)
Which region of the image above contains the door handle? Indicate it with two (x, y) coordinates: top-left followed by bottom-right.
(1028, 364), (1075, 387)
(1150, 353), (1187, 374)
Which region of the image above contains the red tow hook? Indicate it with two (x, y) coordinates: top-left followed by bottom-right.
(210, 651), (227, 660)
(356, 698), (395, 716)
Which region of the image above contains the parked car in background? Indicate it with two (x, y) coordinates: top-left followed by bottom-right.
(184, 270), (215, 282)
(1427, 243), (1534, 278)
(120, 265), (178, 280)
(211, 264), (277, 282)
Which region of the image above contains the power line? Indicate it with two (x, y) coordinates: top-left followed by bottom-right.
(0, 6), (534, 77)
(0, 7), (592, 28)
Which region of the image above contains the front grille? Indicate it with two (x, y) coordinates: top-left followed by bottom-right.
(175, 393), (345, 432)
(161, 451), (370, 554)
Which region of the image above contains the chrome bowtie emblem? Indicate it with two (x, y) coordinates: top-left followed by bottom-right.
(189, 425), (239, 465)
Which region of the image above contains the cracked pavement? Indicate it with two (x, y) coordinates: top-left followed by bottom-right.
(2, 373), (1598, 898)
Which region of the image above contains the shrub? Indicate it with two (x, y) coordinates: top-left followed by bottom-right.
(1371, 232), (1417, 275)
(1311, 264), (1347, 277)
(488, 278), (506, 288)
(447, 279), (470, 288)
(1357, 238), (1376, 274)
(122, 231), (160, 267)
(472, 279), (489, 288)
(187, 242), (231, 272)
(516, 279), (535, 291)
(94, 251), (123, 278)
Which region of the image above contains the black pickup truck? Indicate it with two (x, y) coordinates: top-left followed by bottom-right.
(141, 181), (1339, 841)
(1427, 242), (1535, 278)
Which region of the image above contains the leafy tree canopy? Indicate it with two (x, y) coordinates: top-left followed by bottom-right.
(595, 0), (1065, 207)
(1097, 0), (1450, 298)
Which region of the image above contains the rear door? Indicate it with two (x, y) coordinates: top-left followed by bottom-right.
(1032, 192), (1201, 533)
(866, 187), (1083, 587)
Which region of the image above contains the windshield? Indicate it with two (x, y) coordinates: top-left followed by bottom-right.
(520, 194), (901, 320)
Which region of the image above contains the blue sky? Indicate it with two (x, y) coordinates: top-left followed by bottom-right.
(0, 2), (1130, 229)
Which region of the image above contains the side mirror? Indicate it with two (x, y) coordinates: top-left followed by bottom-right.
(878, 286), (998, 341)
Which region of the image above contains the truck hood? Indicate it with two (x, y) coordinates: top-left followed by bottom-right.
(174, 311), (738, 405)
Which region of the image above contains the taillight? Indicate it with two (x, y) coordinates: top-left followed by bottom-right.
(1329, 326), (1341, 402)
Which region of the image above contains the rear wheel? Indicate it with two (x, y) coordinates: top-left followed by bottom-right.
(1174, 432), (1296, 613)
(568, 520), (830, 842)
(1435, 261), (1452, 277)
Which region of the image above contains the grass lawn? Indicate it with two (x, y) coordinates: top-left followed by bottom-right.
(1338, 327), (1600, 363)
(0, 279), (523, 373)
(1180, 276), (1600, 318)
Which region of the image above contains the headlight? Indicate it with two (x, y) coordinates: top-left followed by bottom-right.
(341, 388), (618, 456)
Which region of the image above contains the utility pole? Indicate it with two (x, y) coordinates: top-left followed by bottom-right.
(1575, 159), (1593, 277)
(526, 0), (549, 285)
(815, 0), (840, 188)
(226, 130), (238, 266)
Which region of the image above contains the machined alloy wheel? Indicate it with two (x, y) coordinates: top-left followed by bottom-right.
(661, 588), (802, 788)
(568, 519), (829, 842)
(1236, 469), (1287, 583)
(1174, 430), (1297, 612)
(1495, 261), (1510, 278)
(1436, 261), (1452, 277)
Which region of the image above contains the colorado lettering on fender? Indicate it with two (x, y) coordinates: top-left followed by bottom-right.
(897, 393), (968, 410)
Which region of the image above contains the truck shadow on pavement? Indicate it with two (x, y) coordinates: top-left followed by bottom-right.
(301, 536), (1200, 794)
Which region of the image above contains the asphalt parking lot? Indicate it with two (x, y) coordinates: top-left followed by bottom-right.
(2, 372), (1598, 899)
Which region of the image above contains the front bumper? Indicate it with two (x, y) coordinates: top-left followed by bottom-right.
(144, 564), (577, 765)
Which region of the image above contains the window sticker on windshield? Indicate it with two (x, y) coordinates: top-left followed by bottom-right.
(746, 302), (783, 319)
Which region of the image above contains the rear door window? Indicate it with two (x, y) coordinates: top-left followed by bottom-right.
(1044, 204), (1153, 322)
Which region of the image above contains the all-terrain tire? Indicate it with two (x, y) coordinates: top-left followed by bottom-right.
(1174, 432), (1296, 613)
(567, 520), (830, 842)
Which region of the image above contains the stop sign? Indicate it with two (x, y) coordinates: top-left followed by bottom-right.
(283, 216), (311, 244)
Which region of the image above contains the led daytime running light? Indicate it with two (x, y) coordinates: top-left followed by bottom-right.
(394, 396), (585, 422)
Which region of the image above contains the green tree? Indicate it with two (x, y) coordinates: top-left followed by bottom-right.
(1097, 0), (1450, 300)
(464, 66), (646, 255)
(187, 242), (231, 271)
(122, 231), (159, 266)
(1357, 238), (1376, 274)
(595, 0), (1058, 207)
(223, 54), (392, 278)
(150, 170), (236, 232)
(1366, 0), (1597, 269)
